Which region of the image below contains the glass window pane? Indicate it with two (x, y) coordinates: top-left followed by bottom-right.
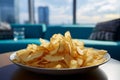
(77, 0), (120, 24)
(19, 0), (28, 24)
(0, 0), (73, 25)
(35, 0), (73, 25)
(0, 0), (28, 24)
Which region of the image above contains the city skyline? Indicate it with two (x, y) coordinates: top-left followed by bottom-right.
(8, 0), (120, 24)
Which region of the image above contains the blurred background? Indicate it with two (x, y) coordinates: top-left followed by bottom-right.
(0, 0), (119, 25)
(0, 0), (120, 60)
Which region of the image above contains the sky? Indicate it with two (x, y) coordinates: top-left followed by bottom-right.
(19, 0), (120, 24)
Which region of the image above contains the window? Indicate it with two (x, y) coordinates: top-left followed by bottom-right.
(76, 0), (120, 24)
(34, 0), (73, 25)
(0, 0), (119, 25)
(19, 0), (29, 24)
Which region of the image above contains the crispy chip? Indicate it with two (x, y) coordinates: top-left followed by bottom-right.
(43, 55), (64, 62)
(14, 31), (107, 69)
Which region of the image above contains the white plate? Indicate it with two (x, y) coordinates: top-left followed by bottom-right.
(9, 52), (110, 75)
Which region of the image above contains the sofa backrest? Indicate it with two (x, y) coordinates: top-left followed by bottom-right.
(89, 19), (120, 41)
(11, 24), (46, 38)
(44, 25), (94, 40)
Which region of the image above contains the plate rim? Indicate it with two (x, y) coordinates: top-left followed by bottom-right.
(9, 52), (111, 71)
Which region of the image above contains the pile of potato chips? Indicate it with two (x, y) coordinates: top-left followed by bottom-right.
(14, 31), (107, 69)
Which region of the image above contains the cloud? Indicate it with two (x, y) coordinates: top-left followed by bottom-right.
(76, 15), (101, 24)
(18, 0), (28, 24)
(34, 0), (72, 24)
(104, 14), (120, 19)
(77, 0), (120, 23)
(77, 0), (119, 15)
(98, 5), (116, 12)
(19, 12), (28, 24)
(19, 0), (119, 24)
(34, 0), (72, 15)
(76, 14), (119, 24)
(35, 0), (72, 8)
(19, 0), (28, 12)
(50, 14), (72, 24)
(97, 0), (120, 13)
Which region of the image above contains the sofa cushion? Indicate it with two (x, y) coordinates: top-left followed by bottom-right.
(0, 30), (13, 39)
(89, 19), (120, 41)
(44, 25), (94, 40)
(0, 39), (40, 53)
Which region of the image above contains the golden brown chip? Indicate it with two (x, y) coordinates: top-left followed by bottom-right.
(43, 55), (64, 62)
(14, 31), (107, 69)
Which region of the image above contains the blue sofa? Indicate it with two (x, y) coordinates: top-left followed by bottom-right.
(0, 24), (120, 60)
(0, 24), (46, 53)
(11, 24), (46, 38)
(0, 39), (40, 53)
(44, 25), (94, 40)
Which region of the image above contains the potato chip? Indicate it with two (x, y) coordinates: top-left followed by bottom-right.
(43, 55), (64, 62)
(70, 60), (78, 68)
(77, 58), (83, 66)
(39, 38), (49, 48)
(14, 31), (107, 69)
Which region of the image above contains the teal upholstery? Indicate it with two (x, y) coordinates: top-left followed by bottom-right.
(44, 25), (94, 40)
(11, 24), (46, 38)
(0, 39), (40, 53)
(0, 24), (46, 53)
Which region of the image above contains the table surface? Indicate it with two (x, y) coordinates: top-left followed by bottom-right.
(0, 52), (120, 80)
